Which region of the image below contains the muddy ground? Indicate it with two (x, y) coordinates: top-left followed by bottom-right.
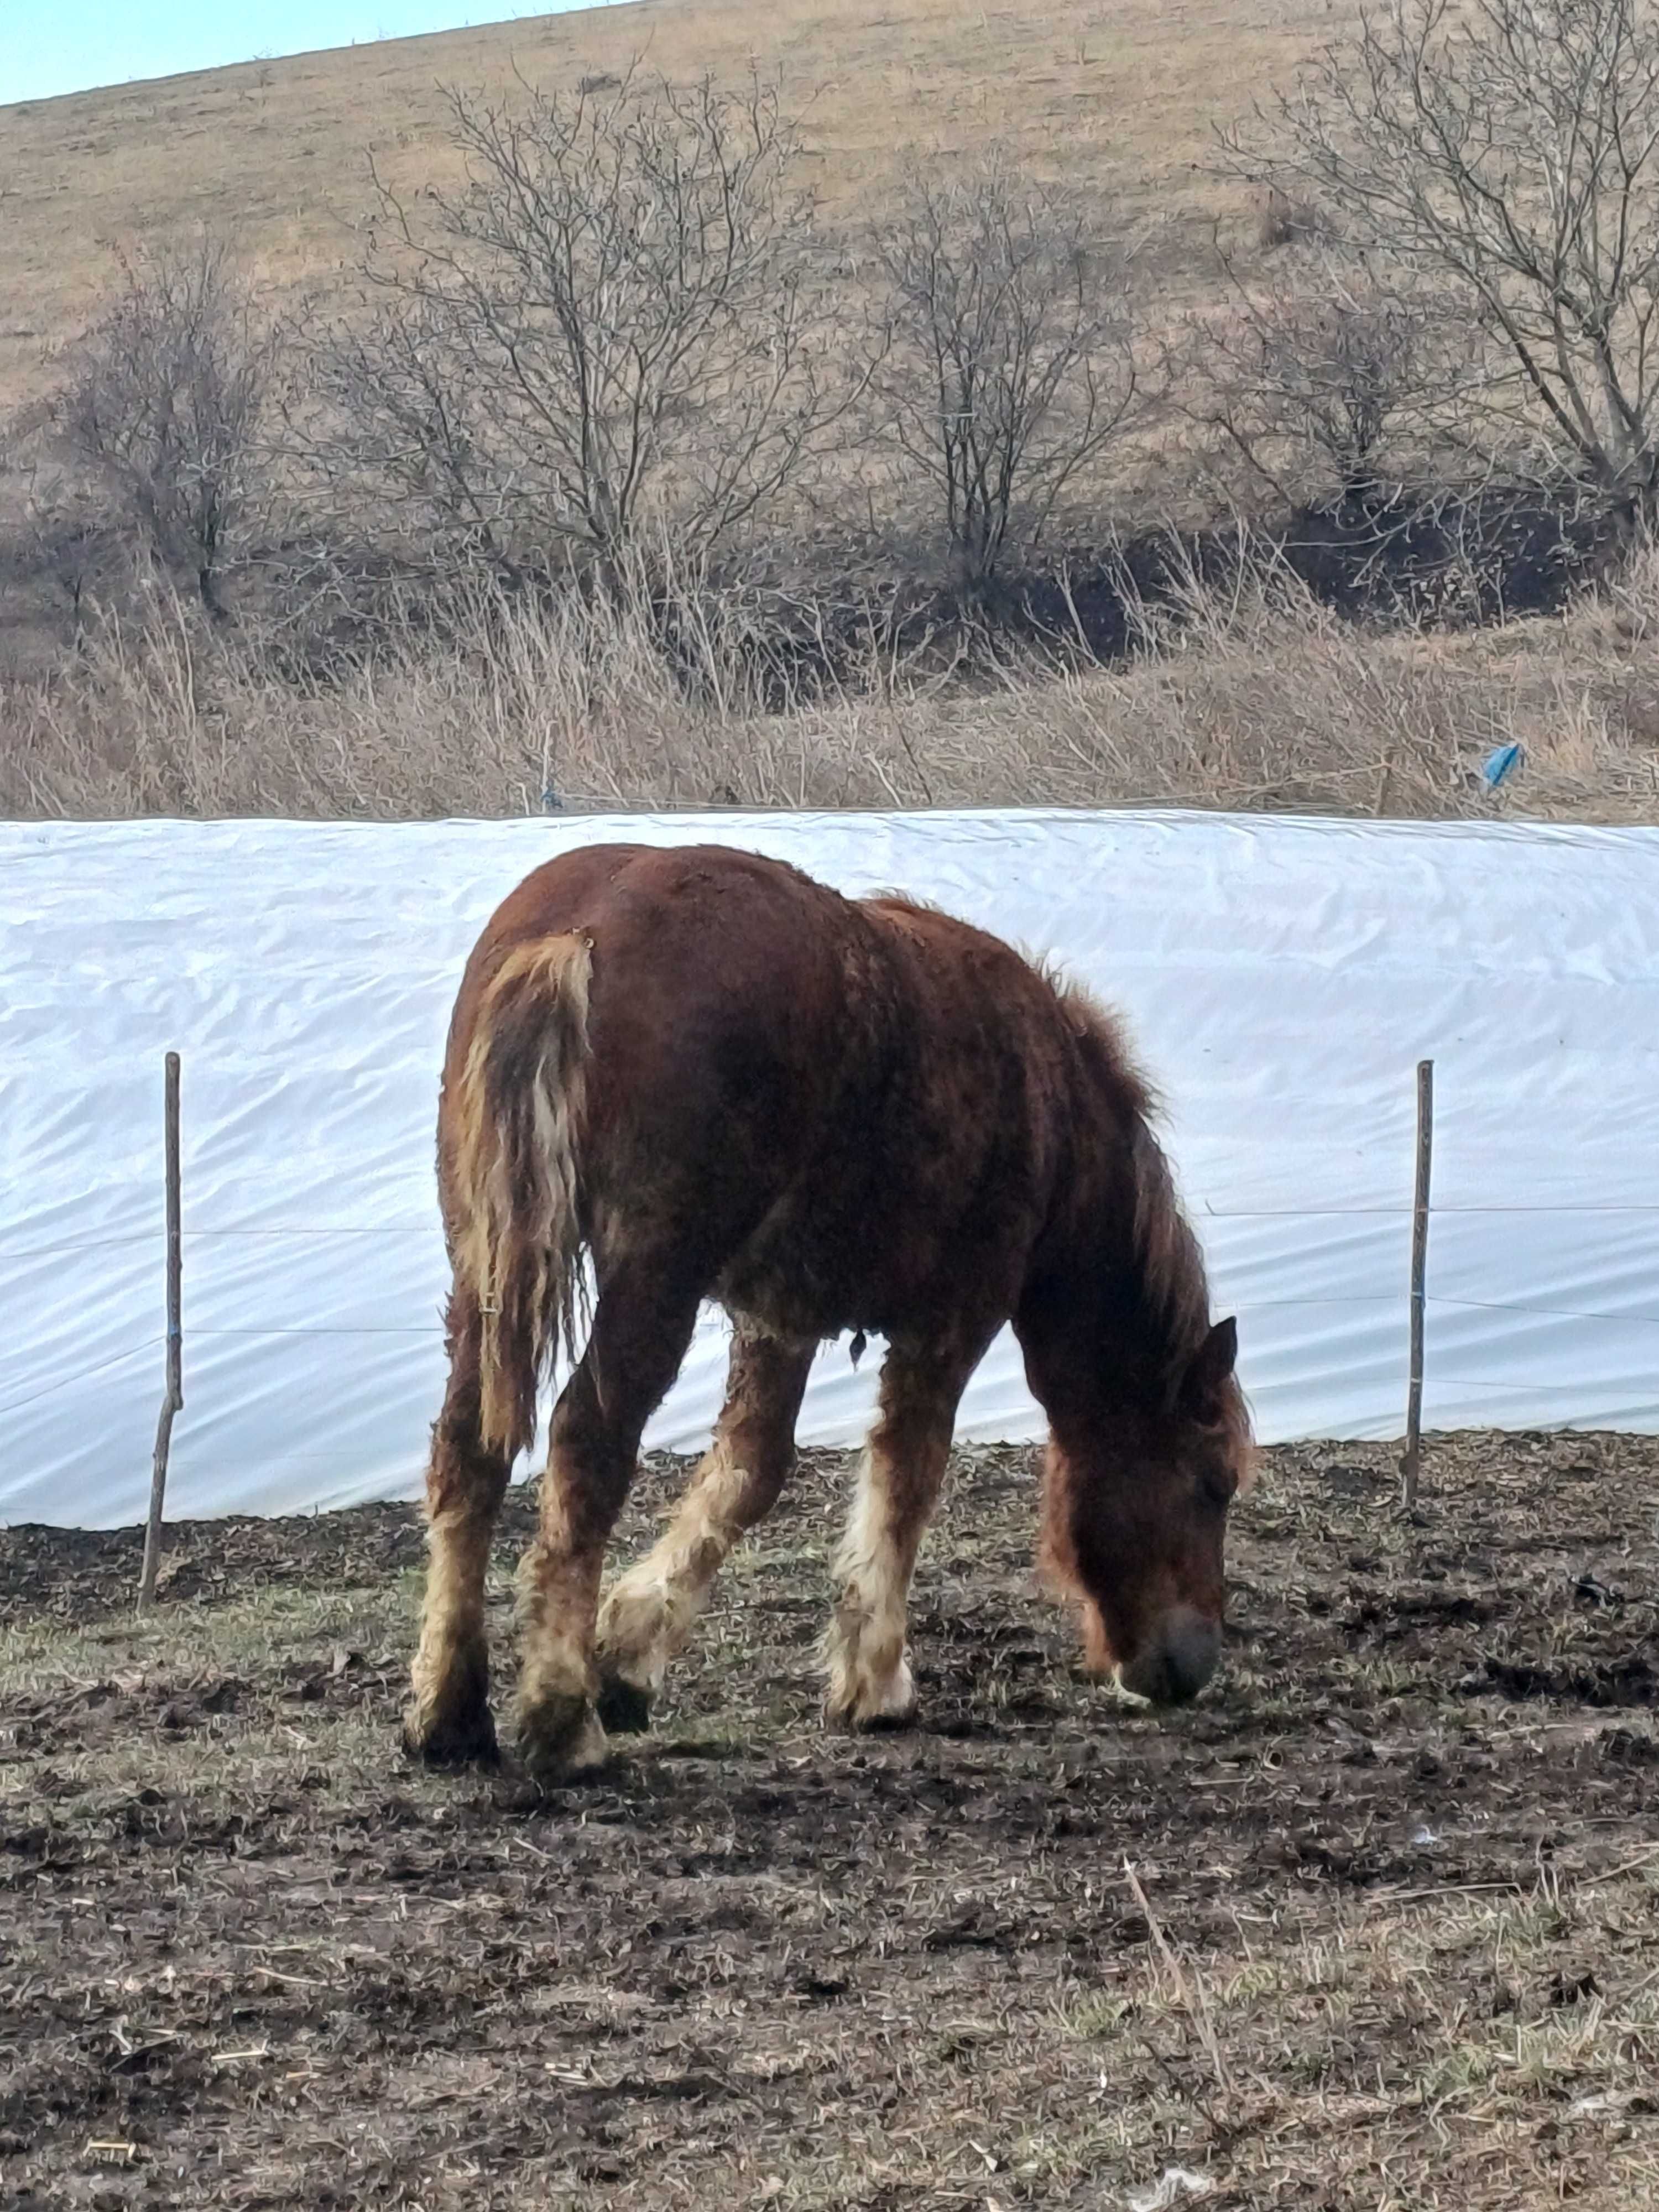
(3, 1432), (1657, 2210)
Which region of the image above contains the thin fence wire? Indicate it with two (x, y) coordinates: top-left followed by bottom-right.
(189, 1324), (444, 1338)
(1198, 1204), (1659, 1218)
(13, 1197), (1659, 1268)
(1431, 1379), (1659, 1396)
(1429, 1295), (1659, 1328)
(9, 1211), (1659, 1457)
(0, 1337), (166, 1421)
(9, 1235), (170, 1261)
(10, 1291), (1659, 1396)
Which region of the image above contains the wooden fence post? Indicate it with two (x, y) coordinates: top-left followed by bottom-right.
(1401, 1058), (1433, 1511)
(138, 1052), (182, 1611)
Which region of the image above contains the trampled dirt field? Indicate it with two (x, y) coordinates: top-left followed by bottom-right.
(3, 1432), (1657, 2210)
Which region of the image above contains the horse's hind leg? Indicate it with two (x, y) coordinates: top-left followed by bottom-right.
(514, 1260), (702, 1785)
(594, 1324), (815, 1732)
(405, 1287), (513, 1765)
(824, 1331), (989, 1731)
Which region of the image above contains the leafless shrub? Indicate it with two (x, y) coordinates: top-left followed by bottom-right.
(1225, 0), (1659, 512)
(0, 445), (126, 637)
(867, 153), (1143, 592)
(1184, 249), (1478, 506)
(51, 234), (279, 615)
(298, 68), (849, 583)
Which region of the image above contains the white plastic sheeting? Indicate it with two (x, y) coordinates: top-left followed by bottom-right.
(4, 808), (1658, 1530)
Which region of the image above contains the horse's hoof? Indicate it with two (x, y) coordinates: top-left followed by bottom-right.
(517, 1692), (611, 1786)
(401, 1699), (500, 1769)
(823, 1657), (918, 1734)
(825, 1703), (920, 1736)
(595, 1671), (654, 1734)
(823, 1690), (920, 1734)
(852, 1705), (919, 1734)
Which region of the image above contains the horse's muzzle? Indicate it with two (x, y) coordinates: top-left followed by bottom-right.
(1119, 1608), (1221, 1705)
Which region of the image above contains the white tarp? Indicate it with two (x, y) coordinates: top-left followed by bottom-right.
(4, 808), (1658, 1530)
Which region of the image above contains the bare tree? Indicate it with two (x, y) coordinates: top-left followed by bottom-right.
(55, 236), (276, 614)
(1226, 0), (1659, 510)
(1185, 248), (1475, 506)
(867, 155), (1141, 592)
(302, 70), (845, 582)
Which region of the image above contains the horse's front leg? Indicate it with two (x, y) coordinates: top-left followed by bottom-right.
(405, 1286), (512, 1766)
(514, 1264), (701, 1785)
(823, 1328), (991, 1730)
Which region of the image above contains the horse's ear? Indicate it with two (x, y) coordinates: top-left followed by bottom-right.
(1178, 1316), (1238, 1421)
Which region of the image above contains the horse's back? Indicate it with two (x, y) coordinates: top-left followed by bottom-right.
(447, 843), (1106, 1334)
(454, 841), (859, 1072)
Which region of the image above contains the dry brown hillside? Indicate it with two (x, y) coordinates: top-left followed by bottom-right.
(7, 0), (1659, 831)
(0, 0), (1360, 413)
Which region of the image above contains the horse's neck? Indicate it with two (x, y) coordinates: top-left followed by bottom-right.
(1019, 1137), (1164, 1431)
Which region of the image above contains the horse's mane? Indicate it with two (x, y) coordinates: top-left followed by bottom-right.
(867, 909), (1242, 1437)
(1051, 974), (1226, 1411)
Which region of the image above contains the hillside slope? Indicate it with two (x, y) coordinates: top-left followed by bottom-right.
(0, 0), (1357, 410)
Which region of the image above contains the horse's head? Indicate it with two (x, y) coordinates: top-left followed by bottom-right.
(1043, 1316), (1253, 1706)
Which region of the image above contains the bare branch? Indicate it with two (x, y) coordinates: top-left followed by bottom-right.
(1222, 0), (1659, 510)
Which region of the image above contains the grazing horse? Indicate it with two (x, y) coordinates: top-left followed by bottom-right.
(404, 843), (1253, 1783)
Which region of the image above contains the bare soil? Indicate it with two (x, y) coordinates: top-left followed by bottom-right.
(3, 1431), (1657, 2210)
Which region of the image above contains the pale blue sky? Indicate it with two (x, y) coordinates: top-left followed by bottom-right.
(7, 4), (620, 108)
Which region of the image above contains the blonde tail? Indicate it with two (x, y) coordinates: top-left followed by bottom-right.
(446, 933), (594, 1459)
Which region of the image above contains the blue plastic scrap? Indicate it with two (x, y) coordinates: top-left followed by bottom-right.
(1481, 742), (1524, 789)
